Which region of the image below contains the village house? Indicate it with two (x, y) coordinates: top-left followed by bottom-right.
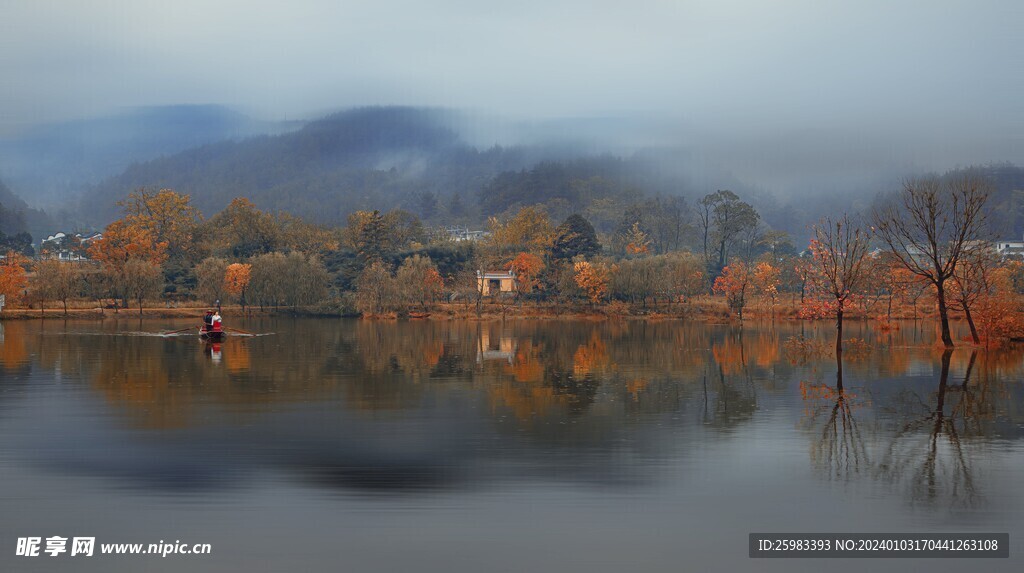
(995, 239), (1024, 258)
(443, 226), (489, 242)
(39, 231), (103, 261)
(476, 270), (516, 296)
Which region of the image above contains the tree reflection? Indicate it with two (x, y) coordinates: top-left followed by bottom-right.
(803, 352), (868, 480)
(876, 350), (978, 505)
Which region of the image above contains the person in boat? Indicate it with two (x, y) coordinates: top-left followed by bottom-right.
(202, 310), (214, 333)
(211, 311), (223, 332)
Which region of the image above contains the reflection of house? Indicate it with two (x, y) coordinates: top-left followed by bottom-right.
(477, 270), (516, 296)
(477, 330), (516, 364)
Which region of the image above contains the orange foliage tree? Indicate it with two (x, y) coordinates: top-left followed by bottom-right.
(118, 188), (201, 261)
(573, 261), (610, 306)
(0, 251), (29, 310)
(88, 219), (168, 308)
(508, 252), (544, 300)
(224, 263), (252, 312)
(713, 260), (751, 319)
(752, 261), (780, 316)
(971, 264), (1024, 347)
(623, 222), (652, 256)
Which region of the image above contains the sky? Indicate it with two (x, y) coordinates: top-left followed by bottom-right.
(1, 0), (1022, 171)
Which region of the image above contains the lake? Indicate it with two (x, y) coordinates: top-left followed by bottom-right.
(0, 317), (1022, 572)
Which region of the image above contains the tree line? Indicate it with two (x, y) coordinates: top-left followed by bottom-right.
(1, 172), (1022, 349)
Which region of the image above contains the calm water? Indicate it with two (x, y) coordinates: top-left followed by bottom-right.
(0, 317), (1022, 572)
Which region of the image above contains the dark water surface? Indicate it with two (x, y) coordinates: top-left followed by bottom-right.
(0, 317), (1022, 572)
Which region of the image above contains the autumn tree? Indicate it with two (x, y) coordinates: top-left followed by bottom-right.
(247, 252), (329, 310)
(712, 260), (751, 319)
(663, 252), (706, 304)
(808, 215), (872, 354)
(972, 264), (1024, 346)
(119, 188), (202, 261)
(396, 255), (443, 311)
(194, 257), (229, 305)
(224, 263), (252, 313)
(88, 220), (168, 309)
(502, 252), (541, 302)
(276, 212), (340, 255)
(611, 206), (647, 255)
(873, 175), (991, 347)
(204, 197), (282, 258)
(610, 257), (661, 307)
(0, 251), (29, 311)
(355, 261), (397, 316)
(623, 222), (652, 256)
(247, 253), (287, 309)
(949, 251), (998, 344)
(573, 261), (611, 306)
(488, 206), (554, 254)
(32, 259), (83, 315)
(122, 258), (164, 315)
(751, 261), (781, 317)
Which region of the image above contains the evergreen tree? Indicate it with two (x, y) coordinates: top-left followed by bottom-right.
(552, 214), (600, 260)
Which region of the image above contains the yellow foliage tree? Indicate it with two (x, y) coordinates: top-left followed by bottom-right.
(573, 260), (610, 306)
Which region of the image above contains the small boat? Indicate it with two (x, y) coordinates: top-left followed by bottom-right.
(199, 327), (226, 341)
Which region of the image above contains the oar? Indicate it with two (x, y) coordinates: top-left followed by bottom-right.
(225, 326), (255, 335)
(162, 326), (197, 335)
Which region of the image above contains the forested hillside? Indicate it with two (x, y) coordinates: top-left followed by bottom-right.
(0, 105), (288, 209)
(78, 107), (549, 226)
(63, 107), (1024, 247)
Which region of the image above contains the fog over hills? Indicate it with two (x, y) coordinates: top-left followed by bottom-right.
(0, 105), (1022, 247)
(0, 105), (298, 209)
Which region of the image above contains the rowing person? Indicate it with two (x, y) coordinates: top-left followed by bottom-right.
(203, 309), (214, 333)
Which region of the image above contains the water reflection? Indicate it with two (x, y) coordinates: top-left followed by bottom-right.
(0, 318), (1022, 505)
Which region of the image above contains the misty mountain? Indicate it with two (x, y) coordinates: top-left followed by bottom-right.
(0, 176), (51, 246)
(77, 107), (575, 226)
(0, 104), (296, 209)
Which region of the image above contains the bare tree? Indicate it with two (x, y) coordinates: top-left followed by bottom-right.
(810, 215), (872, 354)
(872, 175), (990, 348)
(949, 251), (997, 344)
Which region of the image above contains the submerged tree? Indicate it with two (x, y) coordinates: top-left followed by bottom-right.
(873, 175), (990, 347)
(809, 215), (872, 354)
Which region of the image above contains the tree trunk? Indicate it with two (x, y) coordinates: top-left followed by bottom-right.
(935, 282), (954, 348)
(63, 299), (68, 316)
(836, 304), (844, 356)
(138, 298), (144, 316)
(963, 304), (980, 345)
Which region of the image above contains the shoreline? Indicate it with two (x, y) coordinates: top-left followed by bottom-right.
(0, 299), (949, 323)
